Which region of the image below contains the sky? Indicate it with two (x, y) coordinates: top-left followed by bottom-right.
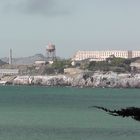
(0, 0), (140, 58)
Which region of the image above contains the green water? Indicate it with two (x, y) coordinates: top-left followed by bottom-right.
(0, 86), (140, 140)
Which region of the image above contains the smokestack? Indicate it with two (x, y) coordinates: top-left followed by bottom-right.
(9, 48), (12, 65)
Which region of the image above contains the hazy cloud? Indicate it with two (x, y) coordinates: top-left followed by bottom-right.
(3, 0), (73, 16)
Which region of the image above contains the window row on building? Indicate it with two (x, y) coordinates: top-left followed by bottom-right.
(73, 50), (140, 61)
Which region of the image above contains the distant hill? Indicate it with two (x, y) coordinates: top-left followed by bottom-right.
(0, 59), (7, 66)
(1, 54), (47, 65)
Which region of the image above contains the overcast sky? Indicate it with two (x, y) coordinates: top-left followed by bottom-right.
(0, 0), (140, 58)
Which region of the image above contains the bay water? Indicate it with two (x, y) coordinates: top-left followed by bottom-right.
(0, 86), (140, 140)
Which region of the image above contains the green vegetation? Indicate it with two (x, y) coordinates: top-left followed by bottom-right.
(52, 59), (71, 68)
(51, 59), (72, 73)
(27, 59), (72, 75)
(86, 57), (131, 72)
(1, 56), (138, 75)
(22, 59), (72, 75)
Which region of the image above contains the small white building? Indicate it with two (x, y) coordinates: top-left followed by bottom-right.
(0, 69), (19, 76)
(130, 62), (140, 71)
(35, 61), (47, 65)
(64, 68), (83, 75)
(130, 62), (140, 68)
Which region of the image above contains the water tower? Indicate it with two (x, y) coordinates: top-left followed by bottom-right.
(46, 43), (56, 60)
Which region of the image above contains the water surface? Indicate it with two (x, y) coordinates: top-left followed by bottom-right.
(0, 86), (140, 140)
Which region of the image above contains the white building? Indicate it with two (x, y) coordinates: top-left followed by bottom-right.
(0, 69), (19, 76)
(35, 61), (47, 65)
(132, 51), (140, 58)
(73, 50), (140, 61)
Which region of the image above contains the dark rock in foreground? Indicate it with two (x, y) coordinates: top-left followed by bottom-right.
(91, 106), (140, 121)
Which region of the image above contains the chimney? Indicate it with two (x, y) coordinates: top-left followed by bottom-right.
(9, 48), (12, 65)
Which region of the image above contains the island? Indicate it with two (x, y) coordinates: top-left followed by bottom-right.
(0, 55), (140, 88)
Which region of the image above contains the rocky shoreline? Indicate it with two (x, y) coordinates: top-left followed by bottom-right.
(1, 71), (140, 88)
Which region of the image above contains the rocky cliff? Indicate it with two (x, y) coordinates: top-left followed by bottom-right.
(72, 72), (140, 88)
(12, 75), (73, 86)
(9, 71), (140, 88)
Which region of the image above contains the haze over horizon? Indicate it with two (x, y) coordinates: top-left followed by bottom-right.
(0, 0), (140, 58)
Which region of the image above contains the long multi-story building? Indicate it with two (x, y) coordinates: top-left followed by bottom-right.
(72, 50), (140, 61)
